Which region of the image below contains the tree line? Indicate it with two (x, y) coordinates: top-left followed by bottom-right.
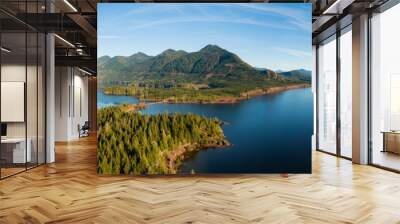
(97, 106), (229, 175)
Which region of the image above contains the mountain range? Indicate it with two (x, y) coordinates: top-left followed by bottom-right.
(98, 44), (311, 87)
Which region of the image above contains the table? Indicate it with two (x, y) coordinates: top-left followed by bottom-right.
(381, 131), (400, 154)
(1, 138), (31, 164)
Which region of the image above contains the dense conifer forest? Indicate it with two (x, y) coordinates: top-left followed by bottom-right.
(97, 106), (230, 174)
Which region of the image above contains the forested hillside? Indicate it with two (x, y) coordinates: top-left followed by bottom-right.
(98, 45), (282, 85)
(279, 69), (311, 82)
(98, 45), (311, 103)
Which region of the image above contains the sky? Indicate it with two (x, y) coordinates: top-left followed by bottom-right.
(98, 3), (312, 71)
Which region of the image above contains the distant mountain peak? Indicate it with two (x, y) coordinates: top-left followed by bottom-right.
(278, 69), (311, 82)
(98, 45), (313, 86)
(161, 49), (177, 55)
(200, 44), (225, 53)
(297, 68), (310, 72)
(98, 55), (112, 66)
(276, 68), (311, 73)
(131, 52), (148, 57)
(128, 52), (151, 60)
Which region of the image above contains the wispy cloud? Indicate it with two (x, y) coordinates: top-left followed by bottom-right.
(288, 20), (310, 31)
(130, 16), (295, 31)
(275, 47), (311, 58)
(234, 3), (310, 31)
(98, 35), (120, 39)
(127, 4), (184, 16)
(101, 4), (185, 25)
(98, 4), (311, 70)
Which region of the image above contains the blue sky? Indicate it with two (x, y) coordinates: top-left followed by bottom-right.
(98, 3), (311, 71)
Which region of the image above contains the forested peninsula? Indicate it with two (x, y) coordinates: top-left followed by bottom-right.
(97, 106), (230, 174)
(103, 83), (309, 104)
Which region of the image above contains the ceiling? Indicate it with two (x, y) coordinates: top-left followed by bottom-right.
(0, 0), (394, 74)
(311, 0), (391, 43)
(0, 0), (98, 74)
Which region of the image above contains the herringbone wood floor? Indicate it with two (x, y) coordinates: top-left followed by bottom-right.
(1, 136), (400, 224)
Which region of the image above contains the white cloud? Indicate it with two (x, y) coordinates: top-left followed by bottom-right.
(275, 47), (311, 58)
(234, 3), (310, 31)
(130, 16), (295, 31)
(289, 20), (311, 32)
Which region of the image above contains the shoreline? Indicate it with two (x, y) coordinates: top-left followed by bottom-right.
(97, 108), (231, 175)
(166, 141), (231, 174)
(104, 83), (310, 105)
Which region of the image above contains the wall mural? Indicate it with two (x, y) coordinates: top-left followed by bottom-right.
(97, 3), (313, 174)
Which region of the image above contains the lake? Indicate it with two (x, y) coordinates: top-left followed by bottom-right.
(98, 90), (139, 108)
(97, 88), (313, 173)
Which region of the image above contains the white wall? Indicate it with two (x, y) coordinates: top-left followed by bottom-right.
(1, 65), (31, 138)
(55, 67), (89, 141)
(1, 64), (26, 144)
(1, 63), (46, 164)
(55, 66), (70, 141)
(71, 73), (89, 138)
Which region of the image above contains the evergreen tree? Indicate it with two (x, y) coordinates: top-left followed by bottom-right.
(97, 106), (229, 174)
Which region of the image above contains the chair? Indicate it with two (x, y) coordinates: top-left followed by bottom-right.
(79, 121), (90, 138)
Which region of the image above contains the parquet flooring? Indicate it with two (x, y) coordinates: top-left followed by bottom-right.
(0, 135), (400, 223)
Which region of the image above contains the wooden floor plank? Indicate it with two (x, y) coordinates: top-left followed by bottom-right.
(0, 135), (399, 223)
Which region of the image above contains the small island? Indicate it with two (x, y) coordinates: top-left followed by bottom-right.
(97, 106), (230, 175)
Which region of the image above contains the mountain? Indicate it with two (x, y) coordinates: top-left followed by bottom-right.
(279, 69), (311, 82)
(159, 45), (254, 75)
(98, 45), (307, 87)
(98, 56), (111, 66)
(98, 52), (153, 70)
(128, 52), (153, 64)
(255, 67), (268, 71)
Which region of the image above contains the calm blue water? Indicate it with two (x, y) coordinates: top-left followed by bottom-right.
(97, 90), (139, 108)
(98, 88), (313, 173)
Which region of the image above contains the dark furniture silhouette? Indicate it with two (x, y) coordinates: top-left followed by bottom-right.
(79, 121), (90, 138)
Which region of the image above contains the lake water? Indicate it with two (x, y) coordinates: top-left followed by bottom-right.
(97, 88), (313, 173)
(98, 90), (139, 108)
